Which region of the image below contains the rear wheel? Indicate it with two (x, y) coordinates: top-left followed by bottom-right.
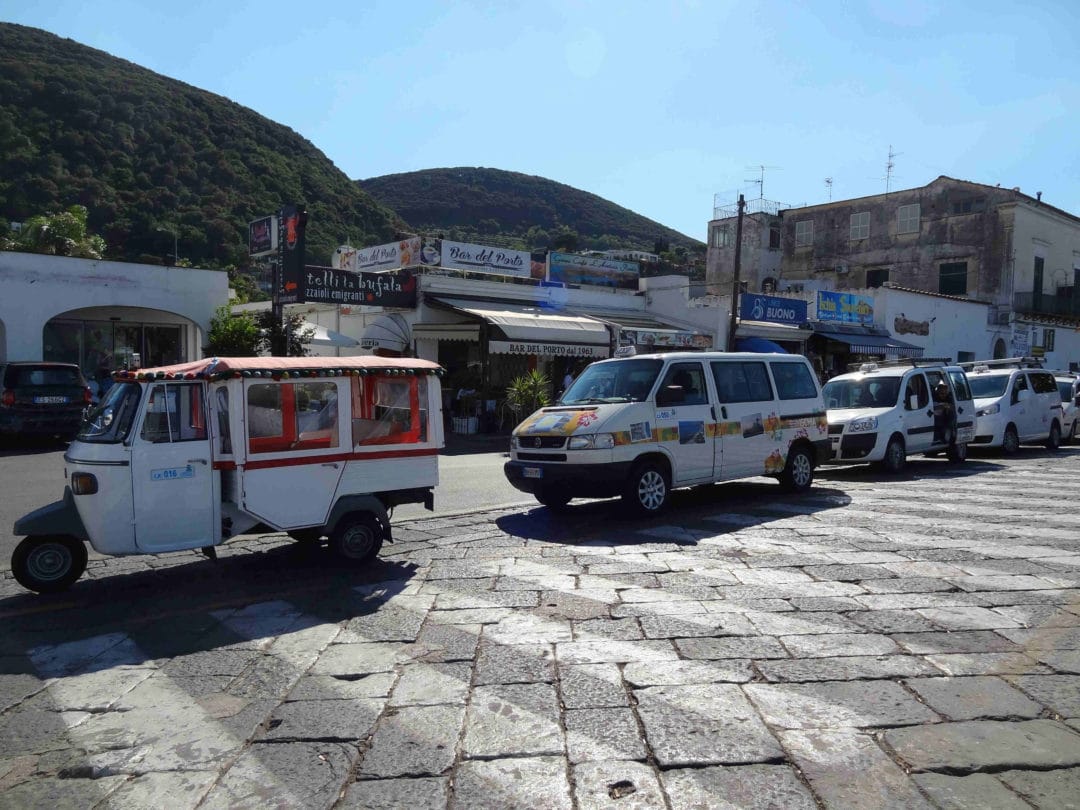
(622, 462), (670, 516)
(879, 436), (906, 474)
(536, 487), (572, 510)
(329, 514), (384, 564)
(779, 446), (814, 493)
(1002, 425), (1020, 455)
(1045, 421), (1061, 451)
(12, 536), (88, 594)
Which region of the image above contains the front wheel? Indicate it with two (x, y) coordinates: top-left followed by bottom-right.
(622, 462), (670, 516)
(329, 514), (384, 565)
(779, 446), (814, 493)
(1045, 421), (1061, 451)
(1002, 425), (1020, 455)
(879, 436), (906, 474)
(536, 487), (572, 510)
(12, 536), (88, 594)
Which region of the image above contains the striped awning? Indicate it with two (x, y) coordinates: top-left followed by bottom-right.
(814, 330), (923, 357)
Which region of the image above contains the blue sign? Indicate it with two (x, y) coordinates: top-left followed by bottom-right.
(816, 291), (875, 325)
(739, 294), (807, 326)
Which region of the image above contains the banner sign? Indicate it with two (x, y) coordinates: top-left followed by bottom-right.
(739, 293), (807, 326)
(548, 252), (640, 290)
(249, 215), (277, 257)
(422, 238), (531, 278)
(622, 330), (712, 349)
(816, 290), (874, 324)
(277, 204), (307, 305)
(333, 238), (421, 273)
(304, 268), (417, 308)
(488, 340), (609, 358)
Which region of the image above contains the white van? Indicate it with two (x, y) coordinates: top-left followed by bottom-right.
(959, 359), (1064, 452)
(822, 360), (976, 472)
(503, 352), (830, 514)
(1051, 370), (1079, 444)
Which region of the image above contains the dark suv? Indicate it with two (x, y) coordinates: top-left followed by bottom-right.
(0, 362), (92, 442)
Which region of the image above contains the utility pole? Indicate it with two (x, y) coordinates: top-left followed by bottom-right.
(727, 194), (746, 351)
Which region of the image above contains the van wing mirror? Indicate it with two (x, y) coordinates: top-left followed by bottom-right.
(908, 395), (918, 410)
(656, 385), (686, 406)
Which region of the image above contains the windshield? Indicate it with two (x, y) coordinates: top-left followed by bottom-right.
(967, 375), (1009, 399)
(822, 377), (900, 409)
(561, 358), (662, 404)
(76, 382), (143, 443)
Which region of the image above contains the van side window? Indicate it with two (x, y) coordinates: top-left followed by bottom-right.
(660, 363), (708, 406)
(1011, 374), (1029, 404)
(140, 383), (207, 443)
(770, 362), (818, 400)
(1030, 372), (1056, 395)
(948, 370), (972, 402)
(904, 374), (929, 410)
(712, 361), (772, 403)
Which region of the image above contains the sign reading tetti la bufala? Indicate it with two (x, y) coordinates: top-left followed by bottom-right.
(304, 267), (418, 308)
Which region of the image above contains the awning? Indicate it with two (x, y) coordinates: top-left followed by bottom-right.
(300, 321), (359, 348)
(569, 308), (712, 349)
(814, 330), (924, 357)
(359, 313), (411, 353)
(735, 320), (810, 344)
(736, 337), (788, 353)
(429, 298), (611, 356)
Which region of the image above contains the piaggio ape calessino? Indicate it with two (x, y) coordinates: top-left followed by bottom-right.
(11, 356), (446, 593)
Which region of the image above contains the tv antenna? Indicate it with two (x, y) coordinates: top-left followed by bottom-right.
(824, 177), (833, 202)
(885, 145), (901, 194)
(744, 164), (780, 200)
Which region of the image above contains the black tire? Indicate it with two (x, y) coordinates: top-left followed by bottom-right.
(1045, 421), (1061, 451)
(779, 446), (815, 493)
(1002, 424), (1020, 455)
(288, 529), (324, 545)
(880, 436), (906, 474)
(12, 536), (88, 594)
(946, 442), (968, 463)
(536, 487), (572, 510)
(329, 514), (384, 565)
(622, 461), (670, 516)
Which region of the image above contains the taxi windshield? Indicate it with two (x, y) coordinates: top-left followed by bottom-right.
(968, 375), (1009, 398)
(76, 382), (143, 443)
(822, 377), (900, 409)
(561, 359), (662, 404)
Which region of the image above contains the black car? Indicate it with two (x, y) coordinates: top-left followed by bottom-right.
(0, 361), (92, 442)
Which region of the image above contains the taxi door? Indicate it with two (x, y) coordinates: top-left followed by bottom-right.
(655, 361), (715, 483)
(901, 371), (936, 452)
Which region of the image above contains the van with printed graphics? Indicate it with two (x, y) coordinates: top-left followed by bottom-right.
(503, 352), (830, 515)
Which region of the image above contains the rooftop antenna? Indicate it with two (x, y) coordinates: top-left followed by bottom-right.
(824, 177), (833, 202)
(885, 145), (901, 194)
(744, 164), (780, 200)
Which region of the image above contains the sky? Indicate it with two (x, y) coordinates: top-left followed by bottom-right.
(4, 0), (1079, 242)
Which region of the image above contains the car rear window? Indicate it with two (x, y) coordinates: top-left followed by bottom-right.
(7, 366), (83, 386)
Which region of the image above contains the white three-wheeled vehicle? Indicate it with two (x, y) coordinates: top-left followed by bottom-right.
(11, 356), (445, 593)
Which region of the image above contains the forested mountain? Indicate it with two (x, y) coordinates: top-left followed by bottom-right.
(360, 168), (704, 255)
(0, 23), (405, 267)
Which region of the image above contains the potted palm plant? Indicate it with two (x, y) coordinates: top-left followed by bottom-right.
(506, 369), (552, 418)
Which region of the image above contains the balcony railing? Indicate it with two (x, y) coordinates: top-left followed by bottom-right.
(1013, 291), (1080, 318)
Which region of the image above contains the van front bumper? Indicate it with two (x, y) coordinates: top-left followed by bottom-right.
(504, 459), (633, 499)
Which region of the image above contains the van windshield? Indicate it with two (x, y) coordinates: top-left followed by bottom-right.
(968, 376), (1009, 398)
(822, 377), (900, 409)
(562, 359), (662, 404)
(77, 382), (142, 443)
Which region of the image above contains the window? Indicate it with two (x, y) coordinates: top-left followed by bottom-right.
(951, 198), (985, 215)
(140, 383), (207, 443)
(904, 374), (929, 411)
(939, 262), (968, 295)
(948, 370), (972, 402)
(957, 351), (975, 365)
(795, 220), (814, 247)
(849, 212), (870, 241)
(1030, 372), (1057, 395)
(351, 374), (423, 445)
(1043, 328), (1056, 351)
(247, 381), (341, 453)
(711, 361), (773, 403)
(897, 204), (920, 234)
(1033, 256), (1044, 294)
(769, 226), (781, 250)
(769, 362), (818, 400)
(711, 226), (732, 248)
(866, 268), (890, 288)
(660, 363), (708, 406)
(216, 388), (232, 454)
(1011, 374), (1029, 405)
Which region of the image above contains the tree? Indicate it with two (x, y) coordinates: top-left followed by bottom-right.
(2, 205), (106, 258)
(205, 306), (260, 356)
(506, 369), (552, 415)
(257, 311), (313, 357)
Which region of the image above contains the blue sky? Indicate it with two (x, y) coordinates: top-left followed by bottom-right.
(5, 0), (1079, 241)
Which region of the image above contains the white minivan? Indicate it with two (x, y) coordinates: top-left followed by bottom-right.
(960, 359), (1064, 452)
(503, 352), (830, 514)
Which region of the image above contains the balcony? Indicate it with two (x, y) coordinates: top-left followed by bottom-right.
(1013, 291), (1080, 319)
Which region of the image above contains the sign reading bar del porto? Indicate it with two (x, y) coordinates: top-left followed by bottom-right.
(425, 239), (531, 278)
(304, 267), (417, 308)
(488, 340), (609, 358)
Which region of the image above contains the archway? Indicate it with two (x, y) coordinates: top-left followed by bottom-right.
(993, 338), (1007, 359)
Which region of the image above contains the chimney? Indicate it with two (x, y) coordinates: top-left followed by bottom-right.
(1036, 191), (1042, 201)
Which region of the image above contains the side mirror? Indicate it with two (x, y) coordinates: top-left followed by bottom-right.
(656, 385), (686, 406)
(907, 395), (918, 411)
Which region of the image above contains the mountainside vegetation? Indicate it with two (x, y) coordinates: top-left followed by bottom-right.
(360, 167), (704, 256)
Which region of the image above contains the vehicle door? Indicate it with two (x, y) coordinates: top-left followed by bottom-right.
(946, 369), (976, 444)
(710, 359), (776, 479)
(241, 379), (346, 529)
(1009, 373), (1037, 439)
(901, 371), (935, 452)
(655, 361), (714, 483)
(130, 382), (216, 552)
(1029, 371), (1061, 438)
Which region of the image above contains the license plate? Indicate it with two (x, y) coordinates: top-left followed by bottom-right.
(523, 466), (542, 479)
(33, 396), (69, 404)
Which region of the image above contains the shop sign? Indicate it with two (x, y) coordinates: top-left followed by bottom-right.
(421, 238), (531, 278)
(333, 238), (421, 273)
(489, 340), (609, 358)
(248, 215), (277, 257)
(622, 329), (712, 349)
(817, 290), (874, 324)
(277, 204), (307, 305)
(738, 294), (807, 326)
(304, 268), (417, 307)
(1010, 325), (1031, 356)
(548, 252), (640, 290)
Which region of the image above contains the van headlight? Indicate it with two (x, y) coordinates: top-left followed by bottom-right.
(847, 417), (878, 433)
(976, 403), (1000, 417)
(568, 433), (615, 450)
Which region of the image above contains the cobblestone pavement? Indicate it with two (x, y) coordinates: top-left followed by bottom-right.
(2, 449), (1079, 808)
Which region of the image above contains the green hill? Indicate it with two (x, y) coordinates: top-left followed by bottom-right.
(359, 167), (704, 255)
(0, 23), (405, 268)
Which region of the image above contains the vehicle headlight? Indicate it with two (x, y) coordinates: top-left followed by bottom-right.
(976, 403), (1000, 417)
(510, 435), (521, 449)
(568, 433), (615, 450)
(847, 417), (878, 433)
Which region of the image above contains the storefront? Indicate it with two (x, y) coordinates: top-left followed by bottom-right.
(810, 291), (923, 378)
(733, 293), (811, 354)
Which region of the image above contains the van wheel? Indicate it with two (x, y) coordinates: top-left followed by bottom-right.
(879, 436), (906, 474)
(946, 442), (968, 463)
(329, 514), (384, 564)
(1045, 421), (1061, 450)
(623, 462), (670, 516)
(12, 536), (88, 594)
(288, 529), (323, 545)
(536, 487), (572, 510)
(779, 446), (814, 493)
(1002, 425), (1020, 454)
